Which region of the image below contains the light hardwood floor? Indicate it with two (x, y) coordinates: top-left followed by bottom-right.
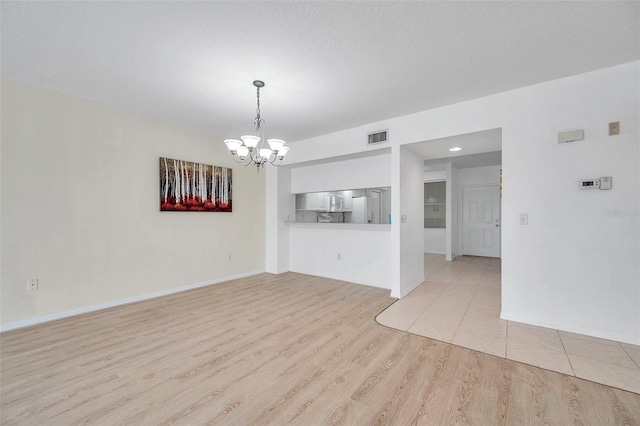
(2, 272), (639, 425)
(377, 254), (640, 394)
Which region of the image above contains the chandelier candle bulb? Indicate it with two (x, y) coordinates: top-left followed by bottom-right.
(240, 135), (260, 149)
(259, 148), (273, 159)
(223, 80), (289, 171)
(224, 139), (242, 153)
(236, 146), (249, 158)
(277, 146), (289, 159)
(268, 139), (286, 152)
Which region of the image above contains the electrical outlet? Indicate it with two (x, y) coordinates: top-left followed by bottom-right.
(27, 278), (38, 291)
(227, 253), (232, 261)
(337, 253), (341, 260)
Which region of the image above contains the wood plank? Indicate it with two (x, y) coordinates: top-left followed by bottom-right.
(1, 272), (639, 425)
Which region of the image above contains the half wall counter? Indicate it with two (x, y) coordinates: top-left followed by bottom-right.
(287, 221), (392, 290)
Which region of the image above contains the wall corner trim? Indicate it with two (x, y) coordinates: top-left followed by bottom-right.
(398, 277), (425, 299)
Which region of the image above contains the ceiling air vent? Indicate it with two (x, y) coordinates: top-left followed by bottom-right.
(367, 130), (388, 146)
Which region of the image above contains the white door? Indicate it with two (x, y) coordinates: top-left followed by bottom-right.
(351, 197), (367, 224)
(462, 186), (501, 257)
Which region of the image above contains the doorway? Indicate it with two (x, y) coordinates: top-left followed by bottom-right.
(462, 185), (501, 257)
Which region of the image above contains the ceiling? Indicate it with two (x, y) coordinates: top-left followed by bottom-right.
(1, 2), (638, 143)
(405, 127), (502, 162)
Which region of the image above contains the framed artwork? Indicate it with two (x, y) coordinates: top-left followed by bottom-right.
(160, 157), (232, 212)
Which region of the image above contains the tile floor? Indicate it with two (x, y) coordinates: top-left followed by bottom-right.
(376, 254), (640, 394)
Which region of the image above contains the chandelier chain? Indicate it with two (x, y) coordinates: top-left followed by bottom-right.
(255, 86), (261, 124)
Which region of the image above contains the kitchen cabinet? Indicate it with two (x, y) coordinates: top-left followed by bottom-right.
(296, 192), (326, 211)
(342, 190), (353, 211)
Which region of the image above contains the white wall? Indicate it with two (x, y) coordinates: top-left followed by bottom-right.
(458, 165), (501, 187)
(265, 166), (293, 274)
(277, 61), (639, 344)
(288, 226), (391, 289)
(445, 163), (460, 260)
(290, 153), (391, 193)
(499, 64), (639, 344)
(424, 229), (445, 254)
(1, 80), (266, 328)
(398, 147), (425, 297)
(424, 170), (447, 181)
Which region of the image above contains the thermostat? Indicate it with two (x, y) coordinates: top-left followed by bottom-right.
(580, 179), (600, 189)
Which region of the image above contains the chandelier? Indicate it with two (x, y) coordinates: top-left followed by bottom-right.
(224, 80), (289, 171)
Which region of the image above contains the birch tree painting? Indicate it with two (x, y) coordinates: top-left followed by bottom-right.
(160, 157), (232, 212)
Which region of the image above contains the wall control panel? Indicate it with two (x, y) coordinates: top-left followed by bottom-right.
(558, 129), (585, 144)
(580, 177), (612, 190)
(580, 179), (600, 189)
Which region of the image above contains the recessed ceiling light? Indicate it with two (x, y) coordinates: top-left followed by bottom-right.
(449, 147), (462, 152)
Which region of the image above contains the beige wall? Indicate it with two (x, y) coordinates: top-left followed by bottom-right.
(1, 79), (265, 327)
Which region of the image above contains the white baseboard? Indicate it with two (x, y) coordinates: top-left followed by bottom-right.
(0, 270), (264, 333)
(390, 277), (425, 299)
(288, 268), (391, 291)
(500, 312), (640, 346)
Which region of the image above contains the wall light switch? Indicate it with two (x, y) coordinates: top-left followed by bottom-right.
(519, 214), (528, 225)
(609, 122), (620, 136)
(599, 176), (612, 190)
(401, 215), (407, 223)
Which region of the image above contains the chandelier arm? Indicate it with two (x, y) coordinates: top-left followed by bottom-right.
(267, 152), (279, 165)
(231, 154), (250, 166)
(269, 156), (283, 166)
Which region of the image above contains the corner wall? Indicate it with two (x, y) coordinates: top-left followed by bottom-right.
(280, 61), (639, 344)
(499, 64), (639, 344)
(1, 79), (266, 328)
(399, 147), (425, 296)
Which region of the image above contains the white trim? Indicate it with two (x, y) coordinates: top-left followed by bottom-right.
(500, 312), (640, 346)
(0, 270), (264, 333)
(390, 277), (424, 299)
(288, 269), (391, 291)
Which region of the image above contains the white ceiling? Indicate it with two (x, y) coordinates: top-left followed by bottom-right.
(405, 127), (502, 160)
(1, 2), (638, 143)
